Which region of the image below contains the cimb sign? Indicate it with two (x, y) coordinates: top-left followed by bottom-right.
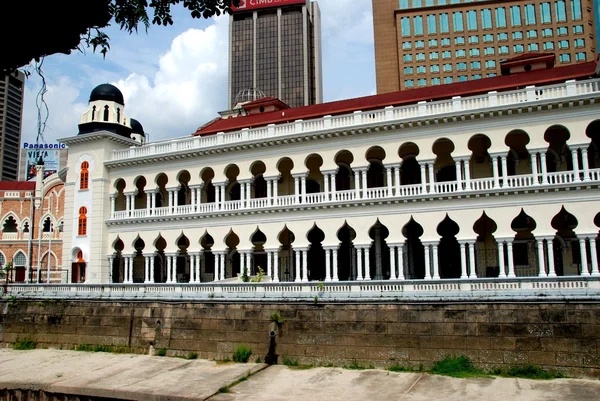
(232, 0), (306, 12)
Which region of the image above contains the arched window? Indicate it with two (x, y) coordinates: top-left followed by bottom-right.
(80, 161), (89, 190)
(78, 207), (87, 236)
(0, 253), (4, 268)
(116, 108), (121, 123)
(103, 105), (109, 121)
(14, 251), (26, 266)
(91, 105), (96, 121)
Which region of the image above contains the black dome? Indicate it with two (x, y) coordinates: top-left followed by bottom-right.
(89, 83), (124, 104)
(130, 118), (144, 134)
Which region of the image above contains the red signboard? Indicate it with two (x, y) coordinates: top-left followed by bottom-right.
(231, 0), (306, 12)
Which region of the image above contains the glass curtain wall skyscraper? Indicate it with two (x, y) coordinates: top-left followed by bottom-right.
(373, 0), (597, 93)
(0, 70), (25, 181)
(228, 0), (323, 109)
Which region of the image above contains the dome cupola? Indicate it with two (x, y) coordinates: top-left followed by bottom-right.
(89, 83), (125, 105)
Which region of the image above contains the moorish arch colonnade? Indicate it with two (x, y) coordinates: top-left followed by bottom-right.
(109, 203), (600, 284)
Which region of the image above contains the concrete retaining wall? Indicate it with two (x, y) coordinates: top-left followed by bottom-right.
(1, 300), (599, 378)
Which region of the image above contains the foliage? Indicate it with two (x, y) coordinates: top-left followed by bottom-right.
(188, 352), (198, 360)
(13, 338), (36, 350)
(232, 344), (252, 363)
(283, 357), (299, 366)
(431, 356), (488, 378)
(241, 265), (249, 283)
(388, 365), (412, 373)
(503, 365), (564, 380)
(156, 348), (167, 357)
(344, 360), (374, 370)
(317, 281), (324, 291)
(1, 0), (241, 73)
(270, 312), (285, 325)
(255, 357), (261, 363)
(250, 266), (264, 282)
(218, 386), (230, 393)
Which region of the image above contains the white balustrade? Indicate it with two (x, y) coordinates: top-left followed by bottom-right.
(276, 195), (295, 206)
(396, 184), (422, 197)
(153, 207), (171, 217)
(112, 210), (129, 219)
(469, 178), (494, 191)
(197, 203), (217, 213)
(176, 204), (194, 214)
(110, 78), (600, 162)
(132, 209), (147, 218)
(247, 198), (270, 209)
(590, 168), (600, 181)
(304, 193), (327, 203)
(222, 200), (242, 211)
(333, 189), (356, 202)
(433, 181), (458, 194)
(546, 171), (575, 185)
(505, 174), (534, 188)
(364, 187), (387, 200)
(1, 232), (18, 240)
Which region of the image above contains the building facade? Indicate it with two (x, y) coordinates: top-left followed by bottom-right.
(56, 60), (600, 287)
(0, 71), (25, 181)
(373, 0), (596, 93)
(228, 0), (322, 109)
(0, 168), (65, 283)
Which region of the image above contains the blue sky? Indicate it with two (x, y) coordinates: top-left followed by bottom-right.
(21, 0), (375, 144)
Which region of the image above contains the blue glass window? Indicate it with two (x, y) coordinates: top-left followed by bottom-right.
(458, 75), (468, 82)
(405, 79), (414, 88)
(443, 63), (453, 72)
(483, 34), (494, 42)
(457, 62), (467, 71)
(528, 43), (540, 51)
(513, 44), (524, 53)
(470, 61), (481, 70)
(525, 4), (536, 25)
(427, 14), (437, 34)
(431, 77), (441, 85)
(412, 0), (422, 7)
(543, 41), (555, 50)
(484, 47), (495, 56)
(441, 38), (451, 46)
(440, 13), (450, 33)
(542, 28), (553, 37)
(472, 74), (482, 80)
(468, 35), (479, 44)
(402, 17), (411, 37)
(481, 9), (492, 29)
(576, 52), (586, 61)
(444, 77), (454, 84)
(399, 0), (409, 9)
(429, 51), (439, 60)
(403, 41), (412, 50)
(416, 53), (426, 61)
(455, 49), (466, 57)
(485, 60), (496, 69)
(559, 53), (571, 63)
(416, 40), (425, 48)
(417, 66), (426, 74)
(558, 40), (569, 49)
(467, 10), (478, 31)
(403, 54), (413, 62)
(540, 2), (552, 23)
(487, 73), (497, 78)
(455, 36), (465, 45)
(571, 0), (582, 20)
(557, 26), (568, 36)
(414, 16), (424, 35)
(430, 64), (440, 73)
(573, 25), (583, 34)
(499, 45), (509, 54)
(575, 38), (585, 47)
(510, 6), (522, 27)
(496, 7), (507, 28)
(555, 0), (566, 22)
(453, 11), (464, 32)
(418, 78), (427, 87)
(497, 32), (508, 41)
(442, 50), (451, 59)
(429, 39), (438, 47)
(512, 31), (523, 40)
(404, 66), (414, 75)
(469, 48), (480, 56)
(527, 30), (538, 38)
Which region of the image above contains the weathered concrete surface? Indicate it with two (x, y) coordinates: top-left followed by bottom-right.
(1, 350), (599, 401)
(211, 365), (600, 401)
(0, 349), (265, 401)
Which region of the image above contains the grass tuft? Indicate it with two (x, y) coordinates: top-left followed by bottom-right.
(388, 364), (412, 373)
(13, 338), (36, 350)
(431, 356), (489, 378)
(232, 344), (252, 363)
(343, 360), (374, 370)
(504, 365), (565, 380)
(156, 348), (167, 357)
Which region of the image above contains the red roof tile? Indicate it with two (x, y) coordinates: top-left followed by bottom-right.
(194, 61), (597, 136)
(0, 181), (35, 191)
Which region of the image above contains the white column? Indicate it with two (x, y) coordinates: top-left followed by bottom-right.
(123, 257), (129, 283)
(144, 256), (150, 283)
(354, 170), (361, 199)
(530, 153), (539, 185)
(464, 159), (471, 190)
(460, 242), (468, 279)
(196, 186), (203, 209)
(146, 192), (152, 215)
(582, 148), (590, 182)
(492, 156), (500, 189)
(188, 254), (195, 283)
(220, 253), (226, 280)
(151, 192), (156, 214)
(424, 244), (432, 280)
(267, 250), (272, 279)
(361, 169), (368, 199)
(572, 148), (581, 182)
(325, 248), (331, 282)
(330, 171), (337, 201)
(302, 248), (308, 282)
(589, 237), (599, 276)
(364, 247), (371, 280)
(546, 238), (556, 278)
(273, 177), (279, 205)
(537, 239), (547, 277)
(110, 196), (116, 218)
(428, 163), (436, 194)
(324, 173), (330, 201)
(397, 244), (405, 280)
(389, 245), (397, 280)
(540, 153), (549, 185)
(240, 181), (246, 208)
(245, 182), (252, 203)
(168, 190), (174, 213)
(455, 160), (463, 191)
(356, 248), (364, 280)
(173, 188), (179, 209)
(221, 185), (226, 209)
(125, 195), (131, 216)
(386, 166), (393, 196)
(420, 163), (427, 194)
(107, 256), (114, 284)
(468, 242), (477, 279)
(432, 243), (440, 279)
(507, 241), (516, 278)
(213, 252), (219, 282)
(273, 249), (280, 283)
(394, 164), (401, 196)
(190, 187), (196, 211)
(501, 156), (509, 188)
(294, 176), (300, 204)
(195, 252), (201, 283)
(497, 242), (506, 278)
(129, 256), (134, 283)
(150, 255), (155, 283)
(295, 249), (301, 282)
(166, 254), (172, 283)
(172, 255), (178, 283)
(215, 184), (221, 209)
(332, 248), (339, 282)
(580, 238), (590, 276)
(266, 178), (273, 205)
(300, 175), (307, 203)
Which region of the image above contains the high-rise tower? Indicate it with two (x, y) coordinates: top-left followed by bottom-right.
(0, 70), (25, 180)
(228, 0), (323, 108)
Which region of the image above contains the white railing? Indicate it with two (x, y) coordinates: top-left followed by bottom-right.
(5, 277), (599, 300)
(1, 232), (18, 240)
(108, 169), (600, 221)
(110, 79), (600, 162)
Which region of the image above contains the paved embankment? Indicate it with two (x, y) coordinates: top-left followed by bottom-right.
(0, 349), (599, 401)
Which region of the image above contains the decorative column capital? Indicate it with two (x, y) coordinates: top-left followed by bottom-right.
(291, 172), (308, 179)
(321, 168), (339, 175)
(383, 162), (401, 169)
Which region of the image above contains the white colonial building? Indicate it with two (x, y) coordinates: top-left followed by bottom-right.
(57, 55), (600, 292)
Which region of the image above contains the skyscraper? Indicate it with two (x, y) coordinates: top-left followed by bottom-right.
(372, 0), (596, 94)
(0, 70), (25, 181)
(228, 0), (322, 109)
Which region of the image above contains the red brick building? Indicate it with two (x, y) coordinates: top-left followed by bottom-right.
(0, 167), (64, 283)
